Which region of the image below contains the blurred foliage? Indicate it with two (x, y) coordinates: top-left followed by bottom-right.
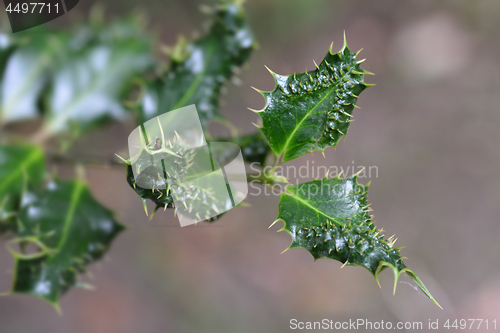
(0, 11), (154, 308)
(219, 131), (271, 166)
(0, 0), (267, 307)
(133, 0), (255, 126)
(0, 18), (153, 134)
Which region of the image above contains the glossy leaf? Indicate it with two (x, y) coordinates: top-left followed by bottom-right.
(137, 0), (255, 126)
(126, 164), (174, 215)
(0, 32), (68, 124)
(255, 37), (372, 162)
(44, 21), (153, 134)
(0, 19), (153, 134)
(0, 144), (45, 233)
(274, 175), (441, 308)
(9, 179), (125, 307)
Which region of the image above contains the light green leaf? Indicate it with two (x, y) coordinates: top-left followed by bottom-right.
(255, 37), (373, 162)
(0, 144), (45, 232)
(275, 175), (441, 308)
(9, 179), (125, 307)
(0, 33), (15, 75)
(0, 32), (68, 123)
(137, 0), (255, 126)
(44, 22), (153, 134)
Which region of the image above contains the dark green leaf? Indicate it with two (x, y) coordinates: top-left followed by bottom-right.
(9, 179), (125, 307)
(123, 132), (236, 222)
(256, 37), (373, 162)
(126, 164), (174, 215)
(137, 0), (255, 125)
(127, 164), (229, 222)
(275, 174), (441, 307)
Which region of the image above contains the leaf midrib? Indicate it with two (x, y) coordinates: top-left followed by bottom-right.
(56, 181), (84, 250)
(283, 191), (346, 227)
(279, 88), (335, 160)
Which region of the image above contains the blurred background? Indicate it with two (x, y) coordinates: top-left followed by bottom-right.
(1, 0), (500, 332)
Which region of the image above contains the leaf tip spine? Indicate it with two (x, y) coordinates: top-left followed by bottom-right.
(328, 41), (334, 55)
(264, 65), (277, 78)
(340, 30), (348, 53)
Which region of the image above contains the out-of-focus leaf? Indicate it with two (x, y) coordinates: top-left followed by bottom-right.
(255, 37), (373, 162)
(232, 132), (271, 166)
(44, 41), (152, 134)
(0, 32), (68, 123)
(275, 174), (441, 308)
(9, 179), (125, 306)
(215, 131), (271, 166)
(44, 21), (153, 134)
(0, 144), (45, 233)
(137, 0), (255, 126)
(0, 33), (15, 75)
(0, 18), (153, 134)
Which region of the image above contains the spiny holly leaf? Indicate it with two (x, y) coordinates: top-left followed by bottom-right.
(43, 20), (153, 134)
(123, 131), (229, 222)
(136, 0), (255, 126)
(0, 144), (45, 234)
(126, 166), (229, 223)
(274, 175), (441, 308)
(0, 31), (68, 124)
(126, 164), (174, 216)
(255, 36), (373, 162)
(8, 178), (125, 307)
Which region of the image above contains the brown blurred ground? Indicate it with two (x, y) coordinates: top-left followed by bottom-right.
(1, 0), (500, 332)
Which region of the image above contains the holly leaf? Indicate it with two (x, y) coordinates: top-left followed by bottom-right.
(43, 21), (153, 134)
(0, 144), (45, 233)
(274, 174), (441, 308)
(126, 164), (173, 216)
(136, 0), (255, 125)
(123, 136), (231, 223)
(8, 179), (125, 307)
(255, 36), (373, 162)
(0, 32), (68, 124)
